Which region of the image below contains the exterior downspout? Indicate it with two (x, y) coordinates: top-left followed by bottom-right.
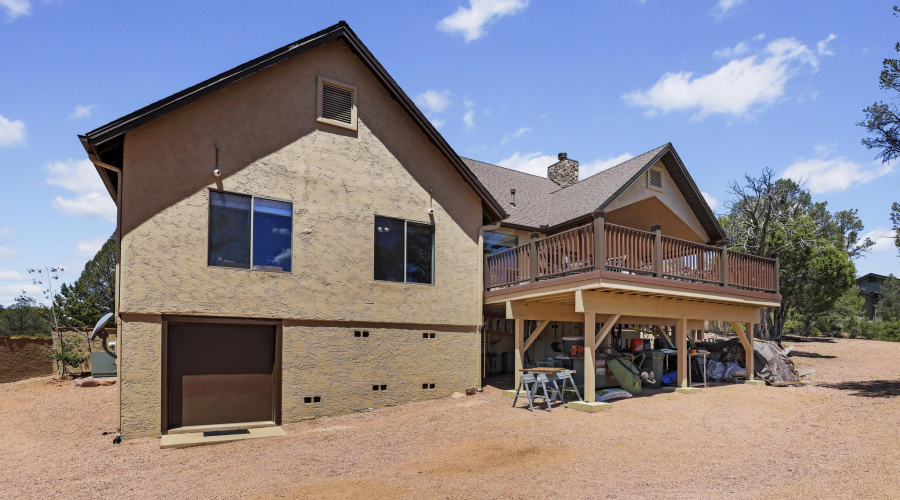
(477, 221), (502, 390)
(91, 160), (123, 439)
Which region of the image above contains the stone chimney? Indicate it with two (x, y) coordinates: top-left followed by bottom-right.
(548, 152), (579, 188)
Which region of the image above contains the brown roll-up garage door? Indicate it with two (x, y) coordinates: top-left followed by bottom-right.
(166, 322), (278, 430)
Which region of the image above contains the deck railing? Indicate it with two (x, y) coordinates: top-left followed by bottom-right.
(484, 214), (779, 294)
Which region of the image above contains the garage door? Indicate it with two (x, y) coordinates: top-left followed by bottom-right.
(166, 322), (278, 429)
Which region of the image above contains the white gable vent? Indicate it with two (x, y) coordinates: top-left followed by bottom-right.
(648, 168), (663, 190)
(317, 76), (357, 130)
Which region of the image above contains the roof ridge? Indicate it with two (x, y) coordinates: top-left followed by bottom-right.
(461, 156), (559, 184)
(547, 143), (670, 195)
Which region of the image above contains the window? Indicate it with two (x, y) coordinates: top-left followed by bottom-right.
(484, 231), (518, 254)
(374, 216), (434, 284)
(208, 191), (292, 272)
(317, 75), (357, 131)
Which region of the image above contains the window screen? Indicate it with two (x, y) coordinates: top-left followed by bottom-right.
(209, 192), (251, 268)
(374, 216), (434, 284)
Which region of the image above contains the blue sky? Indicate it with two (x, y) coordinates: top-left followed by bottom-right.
(0, 0), (898, 306)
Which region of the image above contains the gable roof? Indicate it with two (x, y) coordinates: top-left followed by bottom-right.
(78, 21), (507, 223)
(465, 143), (726, 242)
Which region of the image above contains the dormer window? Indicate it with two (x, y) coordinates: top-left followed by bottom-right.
(317, 76), (357, 131)
(648, 167), (663, 192)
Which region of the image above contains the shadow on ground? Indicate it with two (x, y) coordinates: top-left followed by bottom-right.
(790, 350), (838, 359)
(784, 336), (838, 344)
(820, 380), (900, 398)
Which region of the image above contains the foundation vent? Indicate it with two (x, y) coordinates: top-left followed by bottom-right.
(422, 333), (436, 339)
(372, 384), (387, 391)
(422, 383), (436, 390)
(354, 330), (370, 338)
(303, 396), (322, 404)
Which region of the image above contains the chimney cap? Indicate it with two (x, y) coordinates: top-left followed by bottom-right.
(558, 152), (567, 161)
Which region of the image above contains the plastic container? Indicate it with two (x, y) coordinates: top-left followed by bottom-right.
(639, 350), (665, 389)
(630, 338), (644, 352)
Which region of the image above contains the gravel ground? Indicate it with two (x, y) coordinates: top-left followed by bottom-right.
(2, 337), (899, 499)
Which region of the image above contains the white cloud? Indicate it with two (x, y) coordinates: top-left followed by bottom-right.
(817, 33), (837, 55)
(0, 114), (27, 147)
(45, 159), (117, 222)
(500, 126), (532, 145)
(711, 0), (746, 18)
(780, 150), (894, 194)
(68, 105), (94, 120)
(428, 117), (446, 129)
(498, 151), (633, 179)
(75, 237), (107, 258)
(0, 270), (25, 280)
(463, 101), (476, 129)
(624, 36), (822, 119)
(497, 152), (558, 176)
(415, 90), (451, 114)
(862, 228), (896, 254)
(0, 0), (31, 20)
(0, 246), (16, 260)
(580, 153), (634, 178)
(713, 41), (749, 59)
(438, 0), (529, 42)
(702, 191), (719, 210)
(0, 283), (42, 307)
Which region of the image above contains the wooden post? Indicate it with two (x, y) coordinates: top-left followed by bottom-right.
(584, 312), (596, 402)
(514, 318), (525, 381)
(483, 249), (491, 291)
(772, 252), (780, 294)
(651, 224), (663, 278)
(677, 316), (688, 388)
(746, 322), (755, 379)
(529, 232), (540, 282)
(592, 211), (605, 271)
(719, 242), (729, 288)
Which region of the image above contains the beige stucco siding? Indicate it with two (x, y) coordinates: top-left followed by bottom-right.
(281, 324), (478, 421)
(119, 40), (482, 326)
(604, 160), (708, 242)
(118, 318), (162, 439)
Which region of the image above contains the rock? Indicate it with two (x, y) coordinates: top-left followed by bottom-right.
(98, 379), (116, 386)
(465, 386), (477, 396)
(74, 377), (104, 388)
(451, 392), (466, 399)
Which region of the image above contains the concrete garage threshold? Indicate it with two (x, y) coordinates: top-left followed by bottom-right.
(161, 425), (286, 449)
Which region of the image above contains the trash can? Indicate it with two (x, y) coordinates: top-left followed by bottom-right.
(640, 350), (665, 389)
(501, 352), (515, 374)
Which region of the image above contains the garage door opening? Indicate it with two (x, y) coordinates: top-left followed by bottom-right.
(163, 319), (282, 433)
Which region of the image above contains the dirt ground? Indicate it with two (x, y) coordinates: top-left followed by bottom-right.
(2, 337), (899, 499)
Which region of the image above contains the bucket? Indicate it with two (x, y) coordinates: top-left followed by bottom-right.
(630, 338), (644, 352)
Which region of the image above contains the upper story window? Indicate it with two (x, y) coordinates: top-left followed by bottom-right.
(648, 167), (663, 192)
(208, 191), (293, 272)
(374, 216), (434, 284)
(484, 231), (518, 254)
(317, 75), (357, 131)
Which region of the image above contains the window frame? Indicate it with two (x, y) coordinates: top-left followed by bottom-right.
(373, 214), (435, 286)
(316, 75), (358, 131)
(207, 189), (294, 274)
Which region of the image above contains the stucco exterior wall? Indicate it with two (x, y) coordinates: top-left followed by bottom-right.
(281, 324), (478, 421)
(114, 41), (487, 438)
(118, 318), (162, 439)
(604, 160), (708, 242)
(0, 337), (53, 383)
(119, 40), (483, 326)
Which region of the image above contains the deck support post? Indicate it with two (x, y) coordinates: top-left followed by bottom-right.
(651, 224), (663, 278)
(731, 321), (756, 381)
(677, 316), (688, 388)
(514, 318), (525, 381)
(584, 311), (596, 402)
(592, 211), (605, 272)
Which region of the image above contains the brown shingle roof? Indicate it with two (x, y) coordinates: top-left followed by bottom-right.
(464, 143), (670, 229)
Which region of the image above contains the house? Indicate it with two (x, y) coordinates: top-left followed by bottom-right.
(857, 273), (888, 320)
(79, 22), (781, 441)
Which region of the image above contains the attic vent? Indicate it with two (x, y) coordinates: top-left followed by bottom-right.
(317, 76), (357, 130)
(649, 169), (663, 190)
(322, 84), (353, 123)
